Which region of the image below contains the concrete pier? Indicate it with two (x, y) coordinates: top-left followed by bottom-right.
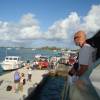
(0, 67), (48, 100)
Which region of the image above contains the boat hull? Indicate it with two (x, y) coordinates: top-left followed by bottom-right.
(1, 63), (22, 71)
(0, 56), (24, 71)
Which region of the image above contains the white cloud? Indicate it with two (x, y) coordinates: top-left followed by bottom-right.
(44, 5), (100, 48)
(0, 13), (42, 41)
(45, 12), (80, 39)
(19, 26), (42, 39)
(0, 5), (100, 48)
(82, 5), (100, 35)
(20, 13), (38, 27)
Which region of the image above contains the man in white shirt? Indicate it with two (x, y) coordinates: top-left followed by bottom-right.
(68, 31), (99, 100)
(74, 31), (96, 78)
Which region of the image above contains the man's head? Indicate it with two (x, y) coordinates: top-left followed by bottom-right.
(74, 31), (86, 47)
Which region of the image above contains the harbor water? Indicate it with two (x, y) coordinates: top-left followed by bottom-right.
(26, 76), (66, 100)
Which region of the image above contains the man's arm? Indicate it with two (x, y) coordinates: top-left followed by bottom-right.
(77, 64), (88, 76)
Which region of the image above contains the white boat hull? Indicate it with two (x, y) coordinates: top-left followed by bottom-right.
(1, 63), (22, 71)
(0, 56), (23, 71)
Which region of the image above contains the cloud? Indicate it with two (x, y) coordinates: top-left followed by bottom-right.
(47, 5), (100, 39)
(44, 4), (100, 48)
(45, 12), (80, 40)
(19, 13), (43, 39)
(20, 13), (38, 27)
(0, 13), (42, 41)
(82, 5), (100, 37)
(44, 12), (80, 48)
(0, 5), (100, 48)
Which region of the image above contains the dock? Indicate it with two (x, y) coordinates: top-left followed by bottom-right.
(0, 67), (48, 100)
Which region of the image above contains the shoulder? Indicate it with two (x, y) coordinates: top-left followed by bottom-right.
(81, 43), (96, 52)
(79, 43), (95, 59)
(83, 43), (91, 48)
(86, 43), (97, 53)
(79, 44), (90, 54)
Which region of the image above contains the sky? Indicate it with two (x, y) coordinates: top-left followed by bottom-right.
(0, 0), (100, 49)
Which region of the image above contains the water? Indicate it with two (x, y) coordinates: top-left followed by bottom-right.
(0, 47), (61, 75)
(39, 77), (64, 100)
(26, 76), (65, 100)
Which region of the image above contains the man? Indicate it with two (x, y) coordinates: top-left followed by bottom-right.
(74, 31), (96, 79)
(69, 31), (96, 84)
(68, 31), (99, 100)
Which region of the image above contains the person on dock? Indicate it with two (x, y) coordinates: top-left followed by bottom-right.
(27, 67), (32, 82)
(13, 69), (20, 93)
(25, 60), (30, 69)
(18, 73), (25, 93)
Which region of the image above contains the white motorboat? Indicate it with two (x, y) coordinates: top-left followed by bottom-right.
(0, 56), (24, 71)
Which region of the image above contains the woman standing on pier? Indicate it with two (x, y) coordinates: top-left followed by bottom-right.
(18, 73), (25, 93)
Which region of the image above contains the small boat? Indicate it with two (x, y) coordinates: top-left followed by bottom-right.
(0, 56), (24, 71)
(35, 54), (42, 58)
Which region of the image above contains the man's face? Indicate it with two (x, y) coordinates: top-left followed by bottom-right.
(74, 34), (85, 47)
(74, 36), (81, 46)
(74, 31), (86, 47)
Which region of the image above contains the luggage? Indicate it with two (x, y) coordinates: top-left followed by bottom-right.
(6, 85), (12, 91)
